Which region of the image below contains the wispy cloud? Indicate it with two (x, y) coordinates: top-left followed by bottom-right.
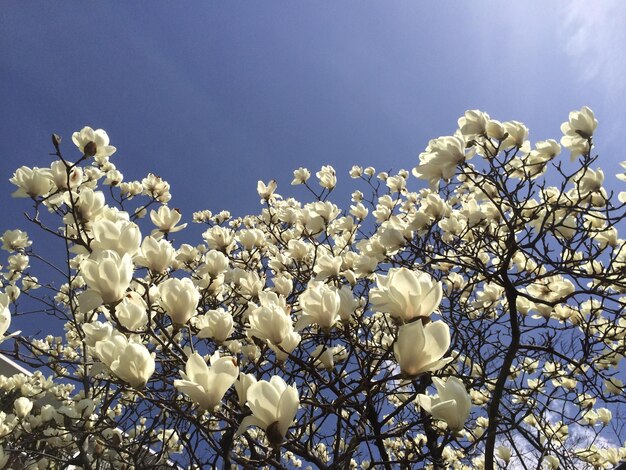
(560, 0), (626, 92)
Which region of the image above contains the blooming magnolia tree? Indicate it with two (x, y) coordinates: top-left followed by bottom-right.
(0, 107), (626, 469)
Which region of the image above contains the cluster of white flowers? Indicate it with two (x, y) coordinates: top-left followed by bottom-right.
(0, 109), (625, 468)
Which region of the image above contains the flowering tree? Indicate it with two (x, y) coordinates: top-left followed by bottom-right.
(0, 107), (625, 469)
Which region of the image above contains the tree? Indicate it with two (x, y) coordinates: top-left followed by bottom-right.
(0, 107), (625, 469)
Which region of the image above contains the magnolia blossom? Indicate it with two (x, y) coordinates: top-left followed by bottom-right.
(142, 173), (172, 203)
(311, 345), (348, 370)
(72, 126), (117, 158)
(10, 166), (53, 198)
(577, 168), (604, 195)
(134, 236), (175, 273)
(150, 205), (187, 238)
(416, 376), (471, 431)
(203, 225), (236, 252)
(115, 292), (148, 331)
(94, 330), (128, 366)
(0, 293), (10, 337)
(291, 167), (311, 185)
(196, 309), (234, 343)
(236, 375), (299, 446)
(313, 254), (342, 280)
(82, 321), (114, 347)
(496, 446), (512, 463)
(560, 106), (597, 159)
(394, 320), (451, 377)
(91, 330), (154, 387)
(90, 219), (142, 256)
(74, 188), (106, 223)
(501, 120), (529, 149)
(370, 267), (442, 323)
(158, 277), (200, 325)
(296, 281), (341, 331)
(202, 250), (230, 277)
(80, 250), (134, 308)
(458, 109), (490, 137)
(247, 292), (295, 346)
(174, 352), (239, 412)
(316, 165), (337, 190)
(337, 285), (359, 321)
(1, 229), (31, 252)
(14, 397), (33, 418)
(110, 342), (155, 388)
(50, 160), (83, 190)
(235, 372), (258, 406)
(267, 331), (301, 362)
(412, 136), (472, 189)
(257, 179), (278, 201)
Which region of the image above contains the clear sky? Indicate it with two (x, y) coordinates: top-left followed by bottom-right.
(2, 1), (626, 325)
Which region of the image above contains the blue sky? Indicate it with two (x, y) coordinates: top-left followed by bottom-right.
(3, 1), (626, 226)
(1, 2), (626, 324)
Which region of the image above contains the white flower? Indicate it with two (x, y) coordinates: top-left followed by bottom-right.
(370, 267), (442, 323)
(91, 219), (142, 256)
(337, 285), (359, 321)
(416, 376), (471, 431)
(174, 352), (238, 412)
(142, 173), (171, 203)
(235, 376), (300, 446)
(257, 180), (278, 201)
(267, 331), (301, 361)
(412, 136), (472, 189)
(115, 292), (148, 331)
(196, 309), (234, 343)
(596, 407), (612, 425)
(576, 168), (604, 194)
(291, 167), (311, 185)
(394, 320), (452, 377)
(50, 160), (83, 190)
(235, 373), (258, 406)
(313, 254), (342, 280)
(1, 229), (31, 252)
(82, 321), (114, 347)
(247, 293), (294, 345)
(134, 236), (175, 273)
(75, 188), (106, 223)
(150, 206), (187, 238)
(80, 250), (134, 307)
(72, 126), (117, 158)
(93, 330), (128, 366)
(14, 397), (33, 418)
(562, 106), (597, 139)
(10, 166), (53, 198)
(316, 165), (337, 190)
(458, 110), (490, 137)
(202, 250), (230, 277)
(0, 293), (11, 336)
(237, 229), (266, 251)
(203, 226), (235, 252)
(158, 278), (200, 325)
(110, 342), (155, 388)
(495, 446), (511, 463)
(560, 106), (597, 159)
(311, 345), (348, 370)
(296, 281), (341, 331)
(349, 166), (363, 178)
(501, 121), (529, 149)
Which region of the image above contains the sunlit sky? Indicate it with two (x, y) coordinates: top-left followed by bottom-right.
(2, 2), (626, 317)
(3, 1), (626, 224)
